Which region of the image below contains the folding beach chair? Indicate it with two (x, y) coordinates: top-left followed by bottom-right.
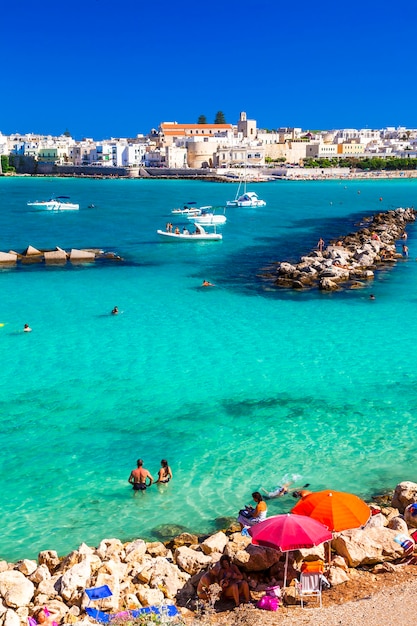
(295, 572), (323, 608)
(84, 585), (113, 621)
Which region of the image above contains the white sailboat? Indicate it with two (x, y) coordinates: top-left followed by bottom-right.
(226, 176), (266, 207)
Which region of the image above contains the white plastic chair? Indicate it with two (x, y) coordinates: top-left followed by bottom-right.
(295, 572), (323, 608)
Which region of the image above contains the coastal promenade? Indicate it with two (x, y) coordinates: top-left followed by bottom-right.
(5, 160), (417, 181)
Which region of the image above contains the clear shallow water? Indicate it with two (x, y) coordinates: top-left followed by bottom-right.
(1, 176), (417, 561)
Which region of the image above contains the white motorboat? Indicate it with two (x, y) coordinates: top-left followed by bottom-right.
(171, 207), (201, 215)
(27, 196), (80, 211)
(171, 202), (200, 215)
(187, 206), (227, 225)
(226, 190), (266, 208)
(157, 223), (222, 242)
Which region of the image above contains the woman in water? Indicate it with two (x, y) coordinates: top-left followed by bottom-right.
(156, 459), (173, 484)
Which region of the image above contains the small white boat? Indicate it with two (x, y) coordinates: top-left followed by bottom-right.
(171, 202), (200, 215)
(171, 207), (201, 215)
(226, 191), (266, 208)
(187, 206), (227, 225)
(27, 196), (79, 211)
(157, 223), (222, 242)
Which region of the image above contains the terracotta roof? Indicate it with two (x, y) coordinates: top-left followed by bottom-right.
(160, 123), (232, 136)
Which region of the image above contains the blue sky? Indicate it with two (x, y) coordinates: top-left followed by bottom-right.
(1, 0), (416, 139)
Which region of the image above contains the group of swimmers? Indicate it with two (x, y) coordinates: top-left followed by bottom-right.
(128, 458), (172, 491)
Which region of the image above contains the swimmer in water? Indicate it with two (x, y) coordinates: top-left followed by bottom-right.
(261, 482), (310, 499)
(111, 306), (119, 315)
(202, 280), (214, 287)
(24, 324), (32, 332)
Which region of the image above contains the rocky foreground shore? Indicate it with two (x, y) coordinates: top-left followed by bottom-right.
(1, 482), (417, 625)
(266, 207), (416, 291)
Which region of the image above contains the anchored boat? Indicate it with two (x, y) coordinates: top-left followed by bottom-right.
(27, 196), (80, 211)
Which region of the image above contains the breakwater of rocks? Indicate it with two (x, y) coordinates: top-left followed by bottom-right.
(1, 481), (417, 625)
(0, 245), (123, 266)
(266, 207), (416, 291)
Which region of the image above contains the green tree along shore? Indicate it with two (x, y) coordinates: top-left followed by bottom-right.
(303, 156), (417, 170)
(0, 155), (15, 174)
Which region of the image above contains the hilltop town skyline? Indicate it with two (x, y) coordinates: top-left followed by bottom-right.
(2, 0), (416, 139)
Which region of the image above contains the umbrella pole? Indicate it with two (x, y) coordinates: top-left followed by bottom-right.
(283, 551), (289, 589)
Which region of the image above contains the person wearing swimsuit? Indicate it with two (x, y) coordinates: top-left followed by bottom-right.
(156, 459), (173, 484)
(128, 459), (153, 491)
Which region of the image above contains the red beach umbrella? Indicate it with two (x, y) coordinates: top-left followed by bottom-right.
(249, 514), (332, 587)
(291, 489), (371, 532)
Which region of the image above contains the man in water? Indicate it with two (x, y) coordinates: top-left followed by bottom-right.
(128, 459), (153, 491)
(262, 482), (310, 499)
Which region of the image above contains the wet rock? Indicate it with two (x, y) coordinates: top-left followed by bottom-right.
(153, 524), (187, 542)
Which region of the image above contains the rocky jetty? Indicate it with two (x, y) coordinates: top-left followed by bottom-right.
(1, 481), (417, 624)
(0, 246), (123, 267)
(270, 207), (416, 291)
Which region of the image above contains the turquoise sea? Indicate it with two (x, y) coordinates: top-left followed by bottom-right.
(1, 175), (417, 562)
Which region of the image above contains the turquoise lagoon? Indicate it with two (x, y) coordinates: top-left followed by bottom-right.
(1, 176), (417, 562)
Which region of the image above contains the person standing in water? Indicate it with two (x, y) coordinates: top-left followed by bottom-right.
(156, 459), (173, 484)
(128, 459), (153, 491)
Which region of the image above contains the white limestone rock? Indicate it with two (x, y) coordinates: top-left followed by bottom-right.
(0, 570), (35, 608)
(60, 559), (92, 602)
(136, 587), (164, 607)
(1, 609), (20, 626)
(174, 546), (212, 576)
(145, 543), (170, 558)
(95, 538), (124, 561)
(148, 557), (189, 600)
(38, 551), (60, 573)
(124, 539), (147, 564)
(227, 544), (281, 572)
(29, 565), (51, 585)
(327, 566), (349, 586)
(35, 574), (61, 598)
(15, 560), (37, 577)
(364, 513), (386, 529)
(332, 527), (405, 567)
(391, 481), (417, 512)
(387, 516), (409, 534)
(200, 532), (228, 556)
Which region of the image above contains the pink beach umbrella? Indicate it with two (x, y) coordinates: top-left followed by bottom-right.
(249, 514), (332, 588)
